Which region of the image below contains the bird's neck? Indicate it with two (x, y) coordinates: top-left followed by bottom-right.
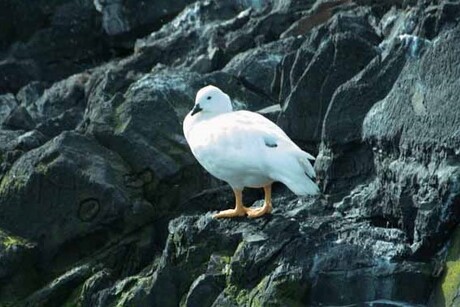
(198, 109), (232, 119)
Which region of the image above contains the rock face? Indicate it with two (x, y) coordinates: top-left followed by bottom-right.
(0, 0), (459, 306)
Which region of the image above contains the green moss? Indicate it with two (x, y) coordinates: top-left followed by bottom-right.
(3, 236), (23, 247)
(248, 276), (270, 307)
(0, 230), (30, 249)
(113, 104), (129, 134)
(431, 226), (460, 306)
(225, 285), (250, 306)
(0, 172), (27, 195)
(248, 273), (309, 307)
(35, 162), (49, 175)
(442, 260), (460, 302)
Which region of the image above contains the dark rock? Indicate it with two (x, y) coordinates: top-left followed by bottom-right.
(3, 1), (108, 93)
(278, 12), (380, 148)
(15, 81), (47, 108)
(358, 22), (460, 258)
(132, 1), (301, 76)
(0, 130), (22, 154)
(111, 197), (433, 306)
(184, 273), (226, 307)
(0, 1), (459, 306)
(0, 229), (38, 305)
(14, 74), (89, 138)
(131, 2), (252, 72)
(429, 226), (460, 307)
(280, 0), (353, 38)
(272, 0), (317, 13)
(0, 93), (17, 124)
(0, 59), (40, 94)
(79, 269), (113, 306)
(84, 67), (199, 177)
(0, 0), (199, 95)
(0, 1), (54, 51)
(415, 0), (460, 40)
(2, 106), (36, 131)
(224, 11), (301, 55)
(15, 130), (48, 151)
(36, 107), (84, 138)
(316, 42), (407, 197)
(0, 132), (153, 267)
(223, 37), (303, 98)
(24, 73), (88, 124)
(95, 0), (197, 36)
(23, 265), (92, 307)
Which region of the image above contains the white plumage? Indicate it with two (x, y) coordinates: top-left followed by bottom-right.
(183, 85), (319, 218)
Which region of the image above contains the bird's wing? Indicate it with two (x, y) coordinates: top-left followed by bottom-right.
(190, 111), (307, 170)
(230, 110), (303, 152)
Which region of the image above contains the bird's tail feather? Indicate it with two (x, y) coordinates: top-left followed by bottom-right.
(271, 151), (319, 196)
(283, 174), (320, 196)
(299, 151), (316, 181)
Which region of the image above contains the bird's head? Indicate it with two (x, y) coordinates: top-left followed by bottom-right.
(191, 85), (233, 116)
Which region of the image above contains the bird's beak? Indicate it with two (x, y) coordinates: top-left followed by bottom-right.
(191, 104), (203, 116)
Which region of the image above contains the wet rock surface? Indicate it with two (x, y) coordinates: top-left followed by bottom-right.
(0, 0), (459, 306)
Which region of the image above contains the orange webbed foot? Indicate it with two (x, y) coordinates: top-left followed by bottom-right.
(213, 208), (247, 218)
(246, 202), (272, 218)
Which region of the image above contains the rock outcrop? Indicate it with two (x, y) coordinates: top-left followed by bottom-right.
(0, 0), (459, 306)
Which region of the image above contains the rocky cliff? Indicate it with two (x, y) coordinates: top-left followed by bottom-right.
(0, 0), (459, 306)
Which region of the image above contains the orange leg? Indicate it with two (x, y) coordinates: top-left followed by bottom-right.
(247, 184), (273, 218)
(213, 188), (249, 218)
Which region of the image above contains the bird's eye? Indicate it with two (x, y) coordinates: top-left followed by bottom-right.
(207, 96), (212, 100)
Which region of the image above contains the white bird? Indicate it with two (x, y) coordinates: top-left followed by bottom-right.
(183, 85), (319, 218)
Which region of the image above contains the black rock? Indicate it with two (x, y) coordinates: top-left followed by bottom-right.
(223, 37), (303, 98)
(360, 21), (460, 259)
(0, 1), (459, 306)
(0, 132), (153, 270)
(0, 60), (40, 94)
(2, 106), (35, 131)
(0, 229), (38, 304)
(278, 12), (380, 148)
(316, 42), (407, 197)
(95, 0), (197, 37)
(0, 93), (17, 124)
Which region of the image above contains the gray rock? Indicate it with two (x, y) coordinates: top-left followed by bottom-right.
(0, 229), (38, 305)
(0, 1), (459, 306)
(16, 81), (46, 108)
(15, 130), (48, 151)
(0, 59), (40, 94)
(95, 0), (197, 36)
(280, 0), (352, 38)
(316, 42), (407, 197)
(2, 106), (35, 131)
(184, 273), (226, 307)
(25, 73), (88, 124)
(278, 12), (379, 148)
(0, 132), (153, 266)
(0, 0), (198, 94)
(223, 37), (303, 98)
(113, 196), (432, 306)
(23, 265), (92, 307)
(358, 22), (460, 258)
(0, 93), (17, 124)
